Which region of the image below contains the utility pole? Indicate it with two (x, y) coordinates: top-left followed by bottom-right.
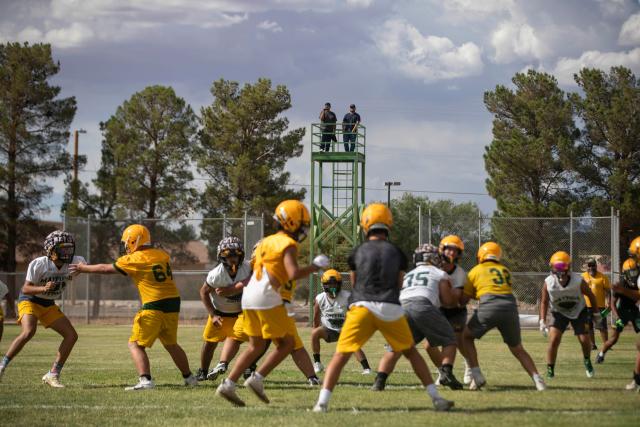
(72, 129), (87, 208)
(384, 181), (401, 207)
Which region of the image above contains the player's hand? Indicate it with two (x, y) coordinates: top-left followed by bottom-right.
(614, 318), (624, 329)
(539, 319), (549, 337)
(600, 307), (611, 318)
(312, 254), (330, 269)
(212, 315), (223, 327)
(43, 281), (56, 292)
(69, 262), (85, 277)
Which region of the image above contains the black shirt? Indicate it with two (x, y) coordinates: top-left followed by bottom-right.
(348, 239), (408, 305)
(616, 275), (639, 311)
(320, 110), (337, 133)
(342, 112), (361, 132)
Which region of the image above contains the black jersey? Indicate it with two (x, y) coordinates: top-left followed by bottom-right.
(348, 239), (408, 305)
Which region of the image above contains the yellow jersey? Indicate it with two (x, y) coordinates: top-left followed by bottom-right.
(281, 280), (296, 303)
(581, 271), (610, 308)
(114, 248), (179, 306)
(253, 231), (297, 287)
(465, 261), (513, 299)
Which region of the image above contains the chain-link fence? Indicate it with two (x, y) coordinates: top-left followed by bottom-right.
(8, 215), (265, 323)
(418, 210), (621, 316)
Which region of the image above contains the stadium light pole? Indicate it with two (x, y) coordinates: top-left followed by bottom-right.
(384, 181), (401, 207)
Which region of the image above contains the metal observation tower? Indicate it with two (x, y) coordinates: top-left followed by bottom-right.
(308, 123), (366, 320)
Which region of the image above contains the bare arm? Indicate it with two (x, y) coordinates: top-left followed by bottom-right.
(350, 271), (356, 290)
(397, 271), (405, 289)
(283, 246), (320, 283)
(438, 278), (456, 307)
(539, 283), (549, 322)
(612, 283), (640, 301)
(313, 301), (321, 328)
(70, 263), (117, 275)
(200, 283), (216, 318)
(21, 280), (55, 296)
(581, 281), (598, 309)
(215, 281), (245, 297)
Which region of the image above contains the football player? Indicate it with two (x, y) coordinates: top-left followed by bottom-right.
(539, 251), (598, 378)
(611, 237), (640, 391)
(0, 231), (85, 387)
(0, 278), (8, 343)
(70, 224), (197, 390)
(216, 200), (329, 407)
(461, 242), (546, 391)
(311, 269), (371, 375)
(582, 258), (611, 350)
(371, 244), (463, 392)
(195, 237), (251, 381)
(313, 203), (454, 413)
(596, 258), (640, 365)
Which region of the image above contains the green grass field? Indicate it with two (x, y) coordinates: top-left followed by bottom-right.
(0, 323), (638, 426)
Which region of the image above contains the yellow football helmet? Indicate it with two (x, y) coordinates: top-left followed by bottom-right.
(121, 224), (151, 254)
(477, 241), (502, 263)
(321, 269), (342, 284)
(439, 235), (464, 263)
(622, 257), (639, 284)
(274, 200), (310, 240)
(360, 203), (393, 235)
(321, 269), (342, 298)
(629, 237), (640, 259)
(549, 251), (571, 271)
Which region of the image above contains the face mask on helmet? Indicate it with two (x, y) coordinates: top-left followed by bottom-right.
(441, 246), (461, 264)
(623, 268), (639, 284)
(52, 242), (75, 263)
(323, 279), (342, 298)
(220, 249), (243, 275)
(551, 262), (570, 281)
(296, 225), (309, 243)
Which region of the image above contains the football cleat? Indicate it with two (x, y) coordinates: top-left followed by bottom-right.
(469, 370), (486, 390)
(216, 380), (245, 407)
(584, 360), (595, 378)
(533, 374), (547, 391)
(463, 365), (472, 385)
(438, 371), (464, 390)
(195, 368), (207, 381)
(125, 377), (154, 391)
(42, 372), (64, 388)
(432, 397), (454, 411)
(244, 373), (269, 404)
(313, 361), (324, 374)
(184, 374), (199, 386)
(434, 372), (441, 386)
(243, 365), (256, 380)
(595, 352), (605, 364)
(207, 363), (227, 381)
(312, 403), (328, 413)
(308, 377), (321, 386)
(371, 376), (387, 391)
(361, 368), (372, 375)
(624, 379), (640, 391)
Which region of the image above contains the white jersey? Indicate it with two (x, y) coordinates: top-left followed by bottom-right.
(206, 261), (252, 314)
(400, 264), (447, 307)
(316, 290), (351, 332)
(22, 255), (86, 301)
(545, 272), (585, 319)
(0, 279), (8, 300)
(447, 265), (467, 289)
(241, 267), (283, 310)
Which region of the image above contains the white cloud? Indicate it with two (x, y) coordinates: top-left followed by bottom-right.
(44, 22), (95, 48)
(442, 0), (514, 16)
(346, 0), (374, 7)
(257, 20), (283, 33)
(619, 13), (640, 46)
(374, 19), (483, 82)
(553, 47), (640, 85)
(491, 20), (548, 63)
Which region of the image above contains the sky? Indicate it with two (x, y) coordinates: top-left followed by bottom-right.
(1, 0), (639, 220)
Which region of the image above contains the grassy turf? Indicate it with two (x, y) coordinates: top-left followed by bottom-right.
(0, 323), (638, 426)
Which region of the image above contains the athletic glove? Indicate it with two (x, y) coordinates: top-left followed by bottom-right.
(312, 254), (330, 269)
(614, 318), (624, 331)
(599, 307), (611, 318)
(539, 319), (549, 337)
